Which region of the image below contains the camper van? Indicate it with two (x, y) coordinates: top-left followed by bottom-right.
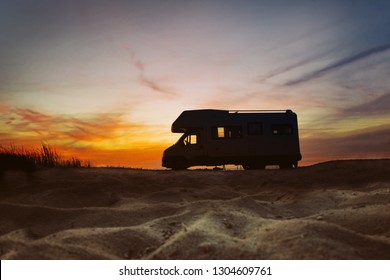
(162, 109), (302, 170)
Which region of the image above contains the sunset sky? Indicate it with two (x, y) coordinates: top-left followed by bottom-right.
(1, 0), (389, 168)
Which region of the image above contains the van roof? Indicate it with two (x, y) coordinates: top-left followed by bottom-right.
(171, 109), (295, 133)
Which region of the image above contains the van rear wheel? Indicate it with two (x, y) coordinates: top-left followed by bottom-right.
(279, 163), (293, 169)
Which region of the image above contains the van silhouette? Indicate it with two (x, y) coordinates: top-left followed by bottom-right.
(162, 109), (302, 170)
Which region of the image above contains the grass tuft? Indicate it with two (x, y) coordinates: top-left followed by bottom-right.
(0, 144), (90, 173)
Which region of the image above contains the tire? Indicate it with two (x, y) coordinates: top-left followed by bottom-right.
(171, 159), (188, 170)
(171, 166), (187, 170)
(279, 163), (293, 169)
(242, 165), (250, 170)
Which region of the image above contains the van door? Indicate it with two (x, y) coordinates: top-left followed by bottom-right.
(180, 129), (206, 167)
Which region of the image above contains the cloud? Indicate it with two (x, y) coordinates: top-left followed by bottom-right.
(15, 108), (54, 124)
(200, 85), (327, 112)
(301, 124), (390, 164)
(343, 93), (390, 116)
(258, 59), (313, 84)
(63, 113), (138, 143)
(0, 106), (147, 148)
(127, 47), (177, 98)
(0, 105), (170, 168)
(258, 48), (335, 84)
(138, 76), (177, 97)
(134, 60), (145, 72)
(284, 43), (390, 86)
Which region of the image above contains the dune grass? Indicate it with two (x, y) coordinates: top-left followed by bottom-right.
(0, 144), (90, 172)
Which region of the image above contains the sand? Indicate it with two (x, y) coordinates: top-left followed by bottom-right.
(0, 159), (389, 259)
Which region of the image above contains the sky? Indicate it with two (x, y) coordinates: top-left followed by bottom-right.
(0, 0), (389, 168)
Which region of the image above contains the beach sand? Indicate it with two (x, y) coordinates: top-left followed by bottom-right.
(0, 159), (389, 259)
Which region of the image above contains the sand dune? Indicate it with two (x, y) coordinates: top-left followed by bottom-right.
(0, 159), (389, 259)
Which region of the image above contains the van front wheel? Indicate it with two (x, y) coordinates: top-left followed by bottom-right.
(171, 159), (188, 170)
(171, 165), (187, 170)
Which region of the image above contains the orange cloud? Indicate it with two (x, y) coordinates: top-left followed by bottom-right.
(0, 104), (171, 168)
(15, 108), (54, 123)
(3, 108), (145, 144)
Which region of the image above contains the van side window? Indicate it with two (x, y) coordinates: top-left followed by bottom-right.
(272, 124), (293, 135)
(247, 122), (263, 135)
(217, 127), (225, 138)
(213, 126), (242, 139)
